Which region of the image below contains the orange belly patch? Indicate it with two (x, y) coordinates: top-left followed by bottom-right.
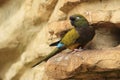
(68, 43), (80, 50)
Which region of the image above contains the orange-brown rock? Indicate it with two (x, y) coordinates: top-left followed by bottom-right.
(46, 47), (120, 80)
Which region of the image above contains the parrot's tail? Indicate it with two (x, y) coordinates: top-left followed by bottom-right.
(32, 47), (64, 68)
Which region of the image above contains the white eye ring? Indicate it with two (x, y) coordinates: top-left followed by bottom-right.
(76, 17), (80, 20)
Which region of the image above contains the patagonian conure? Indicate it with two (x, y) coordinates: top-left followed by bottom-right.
(32, 14), (95, 67)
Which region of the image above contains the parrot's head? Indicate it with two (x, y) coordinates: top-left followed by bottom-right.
(69, 14), (89, 28)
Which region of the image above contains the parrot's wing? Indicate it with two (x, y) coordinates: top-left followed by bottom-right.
(49, 28), (72, 46)
(49, 40), (60, 46)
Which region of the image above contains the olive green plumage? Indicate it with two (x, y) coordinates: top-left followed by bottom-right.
(32, 48), (61, 67)
(61, 28), (80, 47)
(32, 14), (95, 67)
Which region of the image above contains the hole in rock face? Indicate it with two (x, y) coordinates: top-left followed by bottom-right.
(86, 22), (120, 49)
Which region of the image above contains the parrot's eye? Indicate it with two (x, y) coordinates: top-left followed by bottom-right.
(76, 17), (80, 20)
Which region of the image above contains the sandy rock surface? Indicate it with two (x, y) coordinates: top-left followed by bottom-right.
(0, 0), (119, 80)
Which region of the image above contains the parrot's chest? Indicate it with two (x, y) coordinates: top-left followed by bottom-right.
(61, 29), (80, 46)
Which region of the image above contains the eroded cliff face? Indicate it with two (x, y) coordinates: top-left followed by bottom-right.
(0, 0), (120, 80)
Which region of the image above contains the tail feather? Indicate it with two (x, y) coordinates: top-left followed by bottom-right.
(32, 47), (63, 68)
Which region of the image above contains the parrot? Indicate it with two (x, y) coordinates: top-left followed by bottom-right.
(32, 14), (95, 67)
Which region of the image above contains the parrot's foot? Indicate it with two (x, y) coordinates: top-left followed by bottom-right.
(71, 48), (83, 53)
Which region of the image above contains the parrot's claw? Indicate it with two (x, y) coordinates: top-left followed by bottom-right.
(71, 48), (83, 53)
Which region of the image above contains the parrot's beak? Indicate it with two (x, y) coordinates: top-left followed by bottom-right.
(70, 16), (75, 26)
(70, 16), (75, 21)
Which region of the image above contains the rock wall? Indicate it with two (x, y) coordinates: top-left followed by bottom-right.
(0, 0), (119, 80)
